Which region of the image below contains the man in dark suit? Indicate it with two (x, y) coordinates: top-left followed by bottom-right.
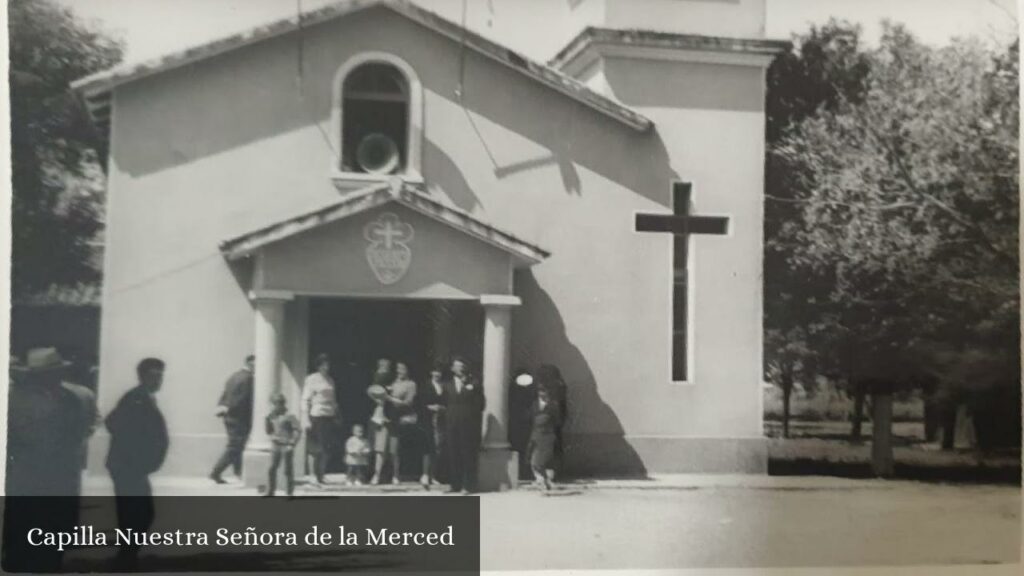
(443, 357), (484, 494)
(210, 354), (254, 483)
(106, 357), (169, 569)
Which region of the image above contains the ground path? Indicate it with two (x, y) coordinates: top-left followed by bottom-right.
(81, 474), (1020, 570)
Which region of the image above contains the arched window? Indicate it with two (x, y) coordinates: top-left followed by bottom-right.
(340, 62), (409, 175)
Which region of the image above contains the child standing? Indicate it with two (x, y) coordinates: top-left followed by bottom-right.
(265, 393), (300, 497)
(344, 424), (372, 485)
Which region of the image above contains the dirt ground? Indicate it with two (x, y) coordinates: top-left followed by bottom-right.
(78, 474), (1021, 570)
(479, 481), (1021, 570)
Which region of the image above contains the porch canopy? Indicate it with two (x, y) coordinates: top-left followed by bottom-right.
(221, 179), (548, 299)
(219, 180), (549, 489)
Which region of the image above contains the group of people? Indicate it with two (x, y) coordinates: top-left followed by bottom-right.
(4, 345), (570, 569)
(272, 354), (487, 495)
(208, 352), (569, 496)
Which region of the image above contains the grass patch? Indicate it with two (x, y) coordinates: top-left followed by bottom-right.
(768, 438), (1021, 484)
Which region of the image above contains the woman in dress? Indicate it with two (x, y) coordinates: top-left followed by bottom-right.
(508, 367), (536, 481)
(535, 364), (568, 478)
(301, 353), (339, 487)
(368, 358), (394, 485)
(528, 385), (561, 491)
(419, 361), (448, 489)
(384, 361), (418, 484)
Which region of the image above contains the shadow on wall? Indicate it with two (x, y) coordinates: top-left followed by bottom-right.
(226, 256), (253, 292)
(423, 136), (481, 213)
(513, 269), (646, 478)
(113, 9), (676, 211)
(432, 49), (675, 207)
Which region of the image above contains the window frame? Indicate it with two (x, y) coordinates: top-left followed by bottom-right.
(330, 52), (424, 190)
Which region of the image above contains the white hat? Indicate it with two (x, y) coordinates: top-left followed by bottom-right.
(11, 347), (72, 374)
(515, 373), (534, 387)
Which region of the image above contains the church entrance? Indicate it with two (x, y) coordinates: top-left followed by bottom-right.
(306, 297), (483, 478)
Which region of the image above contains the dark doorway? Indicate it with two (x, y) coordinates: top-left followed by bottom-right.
(306, 297), (483, 477)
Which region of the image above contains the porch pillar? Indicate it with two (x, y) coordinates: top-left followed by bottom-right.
(478, 294), (520, 491)
(243, 290), (292, 489)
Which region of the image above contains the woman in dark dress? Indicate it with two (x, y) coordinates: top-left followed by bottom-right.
(528, 385), (561, 491)
(535, 365), (568, 478)
(508, 367), (536, 481)
(419, 361), (448, 489)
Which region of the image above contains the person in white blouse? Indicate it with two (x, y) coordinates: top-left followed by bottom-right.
(301, 353), (339, 486)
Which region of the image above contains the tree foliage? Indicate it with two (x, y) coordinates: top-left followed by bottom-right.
(768, 22), (1019, 413)
(764, 21), (875, 432)
(9, 0), (122, 296)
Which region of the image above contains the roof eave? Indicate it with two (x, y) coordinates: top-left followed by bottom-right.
(219, 182), (392, 261)
(71, 0), (652, 134)
(550, 26), (792, 71)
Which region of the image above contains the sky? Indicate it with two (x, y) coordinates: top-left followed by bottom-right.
(57, 0), (1019, 65)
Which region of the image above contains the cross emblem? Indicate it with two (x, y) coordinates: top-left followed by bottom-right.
(376, 220), (404, 249)
(635, 182), (730, 380)
(364, 212), (414, 285)
(365, 212), (414, 249)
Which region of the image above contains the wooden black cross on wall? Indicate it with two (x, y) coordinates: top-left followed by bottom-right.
(635, 182), (730, 381)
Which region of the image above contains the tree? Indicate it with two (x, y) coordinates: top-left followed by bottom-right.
(771, 23), (1019, 467)
(9, 0), (123, 297)
(764, 21), (872, 437)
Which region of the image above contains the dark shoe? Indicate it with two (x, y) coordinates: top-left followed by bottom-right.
(209, 474), (227, 485)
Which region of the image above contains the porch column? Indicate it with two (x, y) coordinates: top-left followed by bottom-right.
(243, 290), (292, 488)
(478, 294), (520, 491)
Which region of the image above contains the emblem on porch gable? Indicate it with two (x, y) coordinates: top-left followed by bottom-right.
(364, 212), (414, 285)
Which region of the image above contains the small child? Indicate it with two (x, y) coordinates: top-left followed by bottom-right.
(265, 393), (300, 497)
(345, 424), (372, 485)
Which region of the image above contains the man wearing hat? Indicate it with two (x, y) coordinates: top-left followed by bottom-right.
(6, 347), (87, 496)
(4, 348), (87, 572)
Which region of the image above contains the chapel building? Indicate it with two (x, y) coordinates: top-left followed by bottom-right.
(73, 0), (787, 488)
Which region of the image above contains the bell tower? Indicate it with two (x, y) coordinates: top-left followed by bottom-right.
(552, 0), (786, 451)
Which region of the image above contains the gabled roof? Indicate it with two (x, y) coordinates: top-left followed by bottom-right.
(219, 180), (550, 266)
(71, 0), (652, 142)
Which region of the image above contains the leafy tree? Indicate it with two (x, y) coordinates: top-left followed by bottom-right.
(764, 21), (872, 437)
(9, 0), (122, 297)
(770, 23), (1020, 462)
